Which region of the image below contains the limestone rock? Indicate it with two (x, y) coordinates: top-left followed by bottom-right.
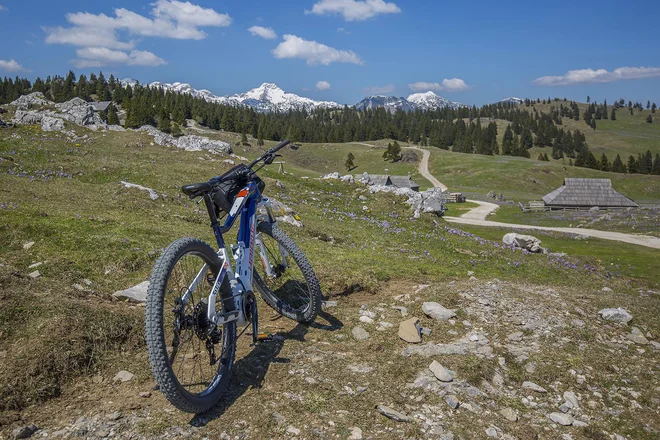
(11, 424), (39, 439)
(41, 116), (65, 132)
(348, 427), (363, 439)
(376, 405), (411, 422)
(627, 327), (648, 345)
(500, 407), (518, 422)
(352, 326), (369, 341)
(23, 241), (35, 250)
(398, 317), (421, 343)
(10, 92), (51, 109)
(548, 412), (574, 426)
(422, 302), (456, 321)
(340, 174), (355, 183)
(113, 370), (135, 382)
(112, 281), (149, 302)
(55, 97), (103, 126)
(503, 233), (544, 253)
(445, 395), (459, 409)
(429, 360), (453, 382)
(28, 270), (41, 279)
(598, 308), (632, 324)
(522, 381), (547, 393)
(322, 172), (340, 180)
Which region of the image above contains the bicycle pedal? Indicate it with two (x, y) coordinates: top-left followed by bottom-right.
(255, 333), (273, 342)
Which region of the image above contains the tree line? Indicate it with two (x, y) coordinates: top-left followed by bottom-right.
(1, 71), (658, 176)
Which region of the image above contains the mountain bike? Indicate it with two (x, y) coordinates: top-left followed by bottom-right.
(145, 140), (322, 413)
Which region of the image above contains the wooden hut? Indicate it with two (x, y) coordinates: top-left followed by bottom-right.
(542, 178), (638, 209)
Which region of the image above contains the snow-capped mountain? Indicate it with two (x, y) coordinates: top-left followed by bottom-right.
(499, 97), (523, 104)
(354, 96), (417, 113)
(406, 91), (464, 110)
(143, 81), (341, 113)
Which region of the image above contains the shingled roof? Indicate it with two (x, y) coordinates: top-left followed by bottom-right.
(542, 178), (638, 208)
(368, 174), (420, 191)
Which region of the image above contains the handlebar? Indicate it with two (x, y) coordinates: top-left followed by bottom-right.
(246, 139), (291, 170)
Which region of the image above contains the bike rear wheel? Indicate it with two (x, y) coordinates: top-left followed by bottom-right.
(145, 238), (236, 413)
(253, 221), (322, 323)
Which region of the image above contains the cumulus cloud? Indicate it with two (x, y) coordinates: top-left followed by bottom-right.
(272, 34), (363, 65)
(73, 48), (166, 68)
(0, 59), (28, 72)
(45, 0), (231, 67)
(316, 80), (331, 90)
(409, 78), (470, 93)
(363, 84), (394, 94)
(248, 25), (277, 39)
(307, 0), (401, 21)
(533, 66), (660, 86)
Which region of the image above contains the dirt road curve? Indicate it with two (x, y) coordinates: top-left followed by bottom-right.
(404, 146), (447, 191)
(444, 217), (660, 249)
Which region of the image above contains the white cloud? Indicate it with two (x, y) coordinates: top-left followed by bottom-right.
(45, 1), (231, 67)
(409, 78), (470, 93)
(533, 66), (660, 86)
(0, 4), (7, 11)
(248, 25), (277, 40)
(316, 80), (331, 90)
(307, 0), (401, 21)
(272, 34), (363, 65)
(73, 47), (166, 68)
(363, 84), (394, 94)
(337, 27), (350, 34)
(0, 59), (28, 72)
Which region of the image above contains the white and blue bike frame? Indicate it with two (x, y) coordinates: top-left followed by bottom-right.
(181, 181), (287, 333)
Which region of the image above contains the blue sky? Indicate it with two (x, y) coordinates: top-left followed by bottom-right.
(1, 0), (659, 105)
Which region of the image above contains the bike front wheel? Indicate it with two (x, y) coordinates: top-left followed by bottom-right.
(145, 237), (236, 413)
(253, 221), (322, 323)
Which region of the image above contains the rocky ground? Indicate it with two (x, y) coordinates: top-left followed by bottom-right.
(4, 278), (658, 440)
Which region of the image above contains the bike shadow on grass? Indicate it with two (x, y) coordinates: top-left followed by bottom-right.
(189, 310), (343, 426)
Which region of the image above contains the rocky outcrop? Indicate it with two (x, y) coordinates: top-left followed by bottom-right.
(41, 116), (65, 132)
(55, 97), (103, 126)
(12, 110), (44, 125)
(121, 181), (159, 201)
(369, 185), (446, 215)
(10, 92), (52, 109)
(259, 198), (303, 227)
(136, 126), (232, 153)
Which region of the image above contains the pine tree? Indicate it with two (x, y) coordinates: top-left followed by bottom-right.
(107, 103), (119, 125)
(652, 103), (657, 113)
(241, 131), (249, 145)
(502, 125), (514, 155)
(599, 153), (610, 171)
(537, 153), (545, 161)
(157, 109), (171, 133)
(611, 154), (626, 173)
(543, 152), (549, 161)
(647, 114), (653, 123)
(627, 155), (638, 174)
(171, 122), (183, 137)
(589, 118), (596, 130)
(611, 109), (616, 120)
(651, 154), (660, 175)
(345, 152), (355, 171)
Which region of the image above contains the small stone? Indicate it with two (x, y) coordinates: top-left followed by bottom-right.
(429, 360), (453, 382)
(598, 308), (632, 324)
(112, 281), (149, 302)
(649, 341), (660, 350)
(563, 391), (579, 409)
(28, 262), (42, 269)
(305, 377), (317, 384)
(113, 370), (135, 382)
(445, 395), (459, 409)
(106, 411), (122, 421)
(522, 381), (547, 393)
(11, 425), (38, 439)
(376, 405), (411, 422)
(398, 317), (421, 343)
(28, 270), (41, 279)
(485, 427), (498, 438)
(139, 391), (151, 398)
(507, 331), (523, 342)
(467, 271), (474, 276)
(23, 241), (35, 250)
(348, 427), (363, 440)
(272, 412), (286, 426)
(500, 407), (518, 422)
(352, 326), (370, 341)
(469, 334), (479, 342)
(419, 327), (432, 336)
(286, 426), (301, 435)
(347, 364), (374, 374)
(422, 302), (456, 321)
(627, 327), (649, 345)
(548, 412), (574, 426)
(601, 287), (613, 292)
(391, 305), (408, 316)
(359, 315), (374, 324)
(322, 301), (338, 309)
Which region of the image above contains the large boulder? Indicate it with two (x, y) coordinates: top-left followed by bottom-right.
(259, 198), (303, 227)
(10, 92), (52, 109)
(136, 126), (232, 153)
(322, 172), (340, 180)
(399, 149), (419, 163)
(55, 97), (103, 126)
(503, 233), (544, 253)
